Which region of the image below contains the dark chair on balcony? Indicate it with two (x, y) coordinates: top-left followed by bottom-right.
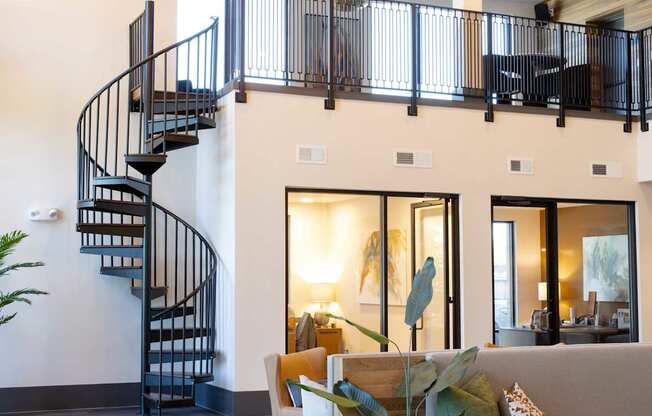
(483, 54), (522, 103)
(533, 64), (592, 110)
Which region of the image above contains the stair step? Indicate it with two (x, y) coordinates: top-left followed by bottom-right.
(94, 176), (150, 198)
(151, 98), (217, 116)
(132, 86), (211, 103)
(148, 349), (214, 364)
(125, 154), (167, 176)
(147, 115), (216, 136)
(100, 266), (142, 279)
(150, 306), (195, 321)
(131, 286), (167, 300)
(80, 245), (143, 258)
(149, 327), (210, 342)
(143, 393), (194, 409)
(148, 133), (199, 154)
(77, 223), (144, 238)
(77, 199), (147, 216)
(145, 372), (213, 386)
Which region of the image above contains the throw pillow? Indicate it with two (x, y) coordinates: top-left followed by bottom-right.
(286, 380), (303, 407)
(299, 375), (332, 416)
(499, 383), (544, 416)
(436, 372), (499, 416)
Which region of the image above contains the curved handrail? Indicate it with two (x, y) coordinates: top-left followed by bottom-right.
(151, 202), (217, 320)
(77, 19), (218, 126)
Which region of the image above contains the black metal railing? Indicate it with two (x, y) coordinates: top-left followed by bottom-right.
(129, 10), (146, 92)
(224, 0), (652, 130)
(76, 4), (220, 411)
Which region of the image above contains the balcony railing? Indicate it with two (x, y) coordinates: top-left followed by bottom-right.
(223, 0), (652, 132)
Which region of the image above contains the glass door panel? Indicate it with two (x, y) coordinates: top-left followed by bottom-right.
(556, 203), (633, 344)
(493, 205), (552, 346)
(387, 197), (453, 352)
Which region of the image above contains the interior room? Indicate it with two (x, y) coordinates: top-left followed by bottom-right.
(492, 200), (635, 346)
(286, 191), (458, 355)
(6, 0), (652, 415)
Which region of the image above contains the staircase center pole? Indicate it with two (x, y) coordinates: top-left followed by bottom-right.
(141, 1), (155, 415)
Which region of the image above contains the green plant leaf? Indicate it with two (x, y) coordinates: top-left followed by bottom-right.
(432, 347), (479, 393)
(327, 314), (390, 345)
(334, 379), (388, 416)
(0, 231), (29, 268)
(286, 380), (360, 408)
(405, 257), (437, 327)
(395, 359), (438, 397)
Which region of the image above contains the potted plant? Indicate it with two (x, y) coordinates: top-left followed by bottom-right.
(0, 231), (47, 326)
(290, 257), (480, 416)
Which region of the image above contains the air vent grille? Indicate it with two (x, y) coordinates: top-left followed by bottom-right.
(394, 150), (432, 168)
(592, 164), (608, 176)
(508, 158), (534, 175)
(296, 145), (327, 164)
(591, 162), (622, 178)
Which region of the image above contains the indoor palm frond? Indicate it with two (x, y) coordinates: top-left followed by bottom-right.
(0, 230), (47, 327)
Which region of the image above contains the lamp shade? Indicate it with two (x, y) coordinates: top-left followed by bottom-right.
(538, 282), (548, 302)
(311, 283), (335, 304)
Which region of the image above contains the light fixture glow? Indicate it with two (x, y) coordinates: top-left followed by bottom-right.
(300, 197), (315, 203)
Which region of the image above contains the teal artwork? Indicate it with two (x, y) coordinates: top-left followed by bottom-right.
(582, 235), (629, 302)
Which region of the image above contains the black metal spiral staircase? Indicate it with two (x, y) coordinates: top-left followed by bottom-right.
(75, 2), (219, 413)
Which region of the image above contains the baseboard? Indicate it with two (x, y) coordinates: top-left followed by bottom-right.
(0, 383), (270, 416)
(196, 384), (271, 416)
(0, 383), (140, 414)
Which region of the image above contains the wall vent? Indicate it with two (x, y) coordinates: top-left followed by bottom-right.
(591, 162), (623, 178)
(507, 158), (534, 175)
(296, 145), (327, 164)
(394, 150), (432, 168)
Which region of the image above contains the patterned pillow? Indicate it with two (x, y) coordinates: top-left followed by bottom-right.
(499, 383), (544, 416)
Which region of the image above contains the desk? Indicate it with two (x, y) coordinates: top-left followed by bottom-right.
(498, 326), (630, 346)
(287, 327), (343, 355)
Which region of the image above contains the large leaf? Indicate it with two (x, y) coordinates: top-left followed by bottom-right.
(286, 380), (360, 408)
(432, 347), (479, 393)
(404, 257), (436, 327)
(334, 379), (388, 416)
(327, 314), (390, 345)
(395, 359), (438, 397)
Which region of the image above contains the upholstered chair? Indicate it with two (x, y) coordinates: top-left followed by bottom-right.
(264, 347), (327, 416)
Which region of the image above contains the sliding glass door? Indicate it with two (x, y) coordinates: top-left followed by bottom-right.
(491, 197), (638, 346)
(286, 189), (460, 355)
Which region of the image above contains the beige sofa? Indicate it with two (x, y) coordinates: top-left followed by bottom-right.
(327, 343), (652, 416)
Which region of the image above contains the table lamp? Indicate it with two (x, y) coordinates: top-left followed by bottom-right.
(311, 283), (335, 327)
(538, 282), (547, 302)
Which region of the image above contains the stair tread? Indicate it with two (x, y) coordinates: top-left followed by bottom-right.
(124, 154), (167, 176)
(93, 176), (150, 198)
(100, 266), (143, 279)
(147, 115), (215, 135)
(146, 371), (213, 381)
(77, 199), (147, 216)
(149, 133), (199, 154)
(82, 244), (143, 249)
(77, 223), (144, 238)
(142, 392), (194, 409)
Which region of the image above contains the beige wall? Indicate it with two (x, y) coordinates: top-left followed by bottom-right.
(199, 87), (652, 392)
(0, 0), (179, 388)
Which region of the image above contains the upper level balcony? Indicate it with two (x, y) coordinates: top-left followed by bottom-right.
(219, 0), (652, 131)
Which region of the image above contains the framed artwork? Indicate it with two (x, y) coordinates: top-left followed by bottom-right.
(358, 229), (407, 306)
(582, 235), (629, 302)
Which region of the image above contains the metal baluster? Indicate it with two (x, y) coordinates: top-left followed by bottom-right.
(625, 32), (633, 133)
(484, 13), (494, 122)
(639, 30), (649, 131)
(236, 0), (248, 102)
(324, 0), (335, 109)
(408, 4), (419, 116)
(556, 23), (565, 128)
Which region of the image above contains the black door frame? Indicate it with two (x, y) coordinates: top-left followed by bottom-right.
(491, 195), (639, 344)
(409, 200), (453, 351)
(285, 187), (462, 354)
(491, 220), (517, 334)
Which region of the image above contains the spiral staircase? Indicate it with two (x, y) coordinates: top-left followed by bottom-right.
(75, 2), (219, 413)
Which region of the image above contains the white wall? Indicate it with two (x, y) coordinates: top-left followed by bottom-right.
(0, 0), (181, 388)
(206, 88), (652, 392)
